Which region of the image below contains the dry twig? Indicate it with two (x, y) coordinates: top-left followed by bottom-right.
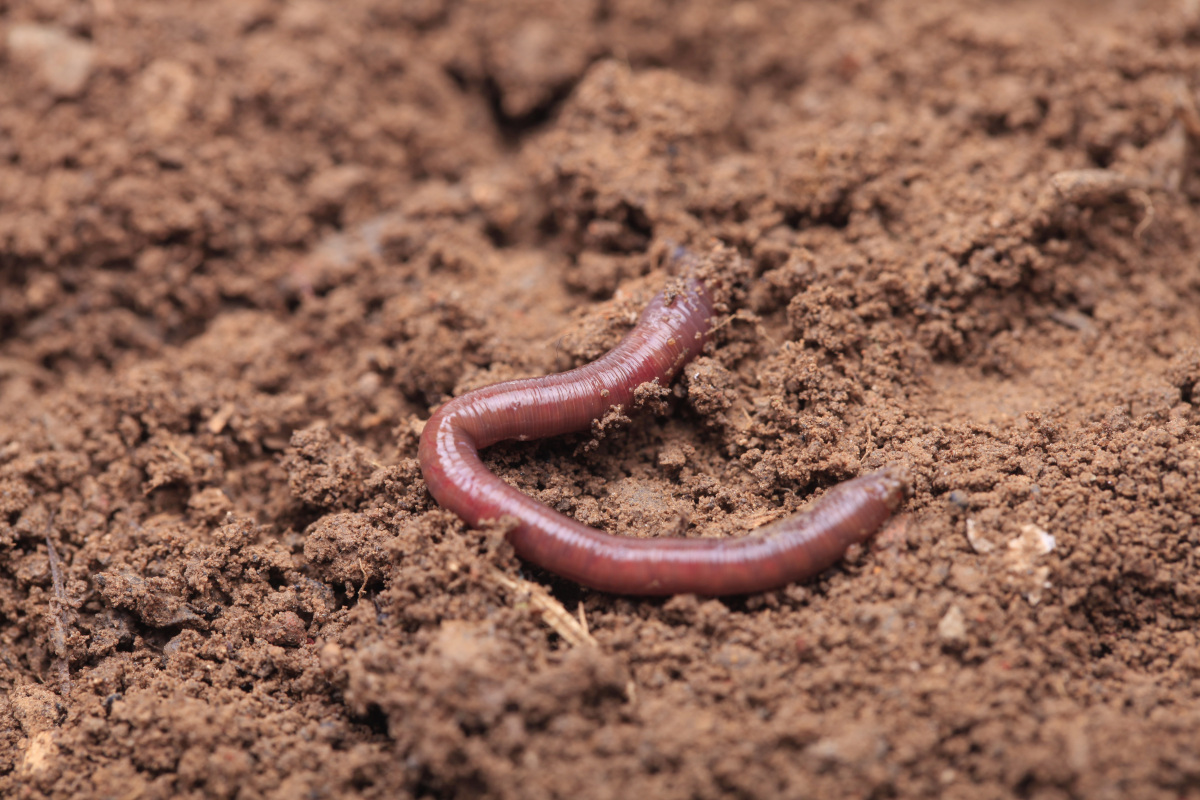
(486, 568), (598, 649)
(44, 533), (72, 695)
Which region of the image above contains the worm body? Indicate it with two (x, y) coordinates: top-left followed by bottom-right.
(418, 276), (907, 595)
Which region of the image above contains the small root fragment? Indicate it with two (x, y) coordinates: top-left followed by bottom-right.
(577, 601), (590, 637)
(486, 568), (598, 649)
(44, 534), (71, 696)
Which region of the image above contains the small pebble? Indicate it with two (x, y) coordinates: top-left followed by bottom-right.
(938, 605), (968, 650)
(8, 24), (96, 97)
(262, 611), (307, 647)
(965, 518), (995, 554)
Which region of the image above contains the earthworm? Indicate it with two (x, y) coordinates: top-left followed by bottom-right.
(418, 272), (908, 595)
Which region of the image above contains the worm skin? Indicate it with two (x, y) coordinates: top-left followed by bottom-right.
(418, 277), (908, 595)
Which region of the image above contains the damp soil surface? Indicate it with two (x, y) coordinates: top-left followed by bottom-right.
(2, 1), (1200, 798)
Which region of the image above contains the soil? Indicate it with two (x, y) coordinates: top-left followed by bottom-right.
(2, 0), (1199, 798)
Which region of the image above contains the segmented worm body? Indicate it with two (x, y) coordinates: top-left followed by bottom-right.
(418, 275), (907, 595)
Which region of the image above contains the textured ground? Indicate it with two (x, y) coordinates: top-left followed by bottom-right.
(2, 1), (1200, 798)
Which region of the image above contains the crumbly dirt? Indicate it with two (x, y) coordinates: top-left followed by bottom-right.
(2, 1), (1200, 798)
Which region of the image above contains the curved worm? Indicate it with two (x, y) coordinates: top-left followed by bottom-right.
(418, 275), (908, 595)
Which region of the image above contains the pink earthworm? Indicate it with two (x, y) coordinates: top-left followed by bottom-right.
(418, 273), (908, 595)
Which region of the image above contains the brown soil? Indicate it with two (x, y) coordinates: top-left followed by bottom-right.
(2, 1), (1200, 798)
